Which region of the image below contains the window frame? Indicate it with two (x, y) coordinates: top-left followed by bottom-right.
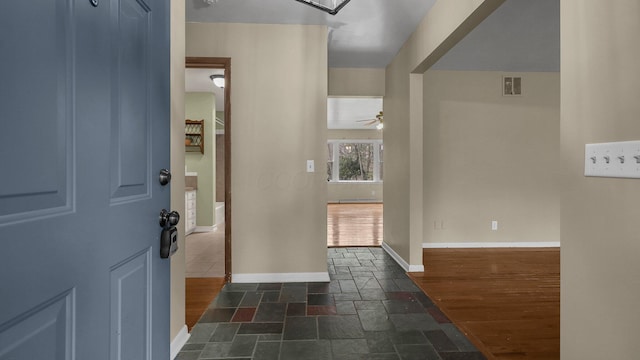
(327, 139), (383, 183)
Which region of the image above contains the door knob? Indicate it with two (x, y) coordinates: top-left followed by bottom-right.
(159, 169), (172, 186)
(159, 209), (180, 228)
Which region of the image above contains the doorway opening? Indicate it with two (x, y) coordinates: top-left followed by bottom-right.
(327, 96), (384, 247)
(184, 57), (231, 329)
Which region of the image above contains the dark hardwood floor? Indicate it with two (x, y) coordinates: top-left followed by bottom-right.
(409, 248), (560, 360)
(186, 277), (226, 330)
(327, 203), (383, 247)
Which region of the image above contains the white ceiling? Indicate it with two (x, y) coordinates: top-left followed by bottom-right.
(185, 68), (225, 111)
(185, 0), (437, 68)
(185, 0), (559, 71)
(327, 97), (382, 130)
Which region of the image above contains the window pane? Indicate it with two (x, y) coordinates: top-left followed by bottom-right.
(379, 144), (383, 181)
(339, 143), (373, 181)
(327, 143), (334, 181)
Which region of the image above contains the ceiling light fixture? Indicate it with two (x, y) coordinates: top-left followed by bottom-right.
(294, 0), (352, 15)
(210, 74), (225, 88)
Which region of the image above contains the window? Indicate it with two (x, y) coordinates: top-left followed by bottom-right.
(327, 140), (383, 182)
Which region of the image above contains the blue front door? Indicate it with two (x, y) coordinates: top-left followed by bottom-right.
(0, 0), (171, 359)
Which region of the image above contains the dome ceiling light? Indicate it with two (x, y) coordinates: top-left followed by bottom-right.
(210, 74), (225, 88)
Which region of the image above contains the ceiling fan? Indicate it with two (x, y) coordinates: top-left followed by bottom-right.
(355, 111), (384, 129)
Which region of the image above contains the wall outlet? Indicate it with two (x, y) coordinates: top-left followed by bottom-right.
(433, 220), (444, 230)
(491, 220), (498, 231)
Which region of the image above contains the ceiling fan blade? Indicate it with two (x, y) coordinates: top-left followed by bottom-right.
(355, 118), (376, 122)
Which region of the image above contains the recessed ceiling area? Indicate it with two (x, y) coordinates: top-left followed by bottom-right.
(185, 68), (225, 111)
(328, 97), (382, 130)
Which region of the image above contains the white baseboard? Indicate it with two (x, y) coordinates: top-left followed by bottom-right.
(381, 242), (425, 272)
(194, 225), (216, 233)
(232, 272), (330, 283)
(170, 325), (190, 360)
(422, 242), (561, 248)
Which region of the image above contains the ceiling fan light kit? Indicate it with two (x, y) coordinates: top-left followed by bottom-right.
(355, 111), (384, 130)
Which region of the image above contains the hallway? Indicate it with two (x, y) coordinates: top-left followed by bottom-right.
(178, 248), (484, 360)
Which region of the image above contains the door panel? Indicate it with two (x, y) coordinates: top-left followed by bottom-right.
(0, 0), (73, 222)
(110, 0), (152, 201)
(0, 0), (170, 358)
(110, 250), (152, 360)
(0, 290), (74, 360)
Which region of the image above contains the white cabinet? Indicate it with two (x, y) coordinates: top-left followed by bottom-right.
(185, 190), (196, 235)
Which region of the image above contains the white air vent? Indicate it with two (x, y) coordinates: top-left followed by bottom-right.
(503, 76), (522, 96)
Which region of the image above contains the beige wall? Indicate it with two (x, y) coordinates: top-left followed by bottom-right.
(328, 129), (382, 140)
(561, 1), (640, 357)
(423, 70), (560, 244)
(328, 183), (382, 203)
(185, 92), (216, 227)
(327, 129), (382, 140)
(186, 23), (328, 276)
(384, 47), (412, 261)
(328, 68), (385, 97)
(384, 0), (506, 267)
(169, 0), (186, 342)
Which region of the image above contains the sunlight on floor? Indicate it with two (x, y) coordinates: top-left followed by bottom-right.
(185, 224), (225, 277)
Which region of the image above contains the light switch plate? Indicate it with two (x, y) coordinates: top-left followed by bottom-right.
(307, 160), (315, 173)
(585, 141), (640, 178)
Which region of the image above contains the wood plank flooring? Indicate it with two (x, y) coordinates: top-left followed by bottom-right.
(185, 277), (226, 330)
(327, 203), (383, 247)
(408, 248), (560, 360)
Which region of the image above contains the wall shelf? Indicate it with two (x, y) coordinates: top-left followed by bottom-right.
(185, 119), (204, 154)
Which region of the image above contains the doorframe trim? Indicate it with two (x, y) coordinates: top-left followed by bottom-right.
(185, 57), (232, 282)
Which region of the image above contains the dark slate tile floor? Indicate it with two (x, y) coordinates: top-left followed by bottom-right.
(178, 247), (485, 360)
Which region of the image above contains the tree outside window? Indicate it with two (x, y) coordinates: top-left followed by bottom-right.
(327, 140), (382, 182)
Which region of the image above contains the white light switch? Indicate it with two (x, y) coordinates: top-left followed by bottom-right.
(307, 160), (315, 173)
(491, 220), (498, 231)
(585, 141), (640, 178)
